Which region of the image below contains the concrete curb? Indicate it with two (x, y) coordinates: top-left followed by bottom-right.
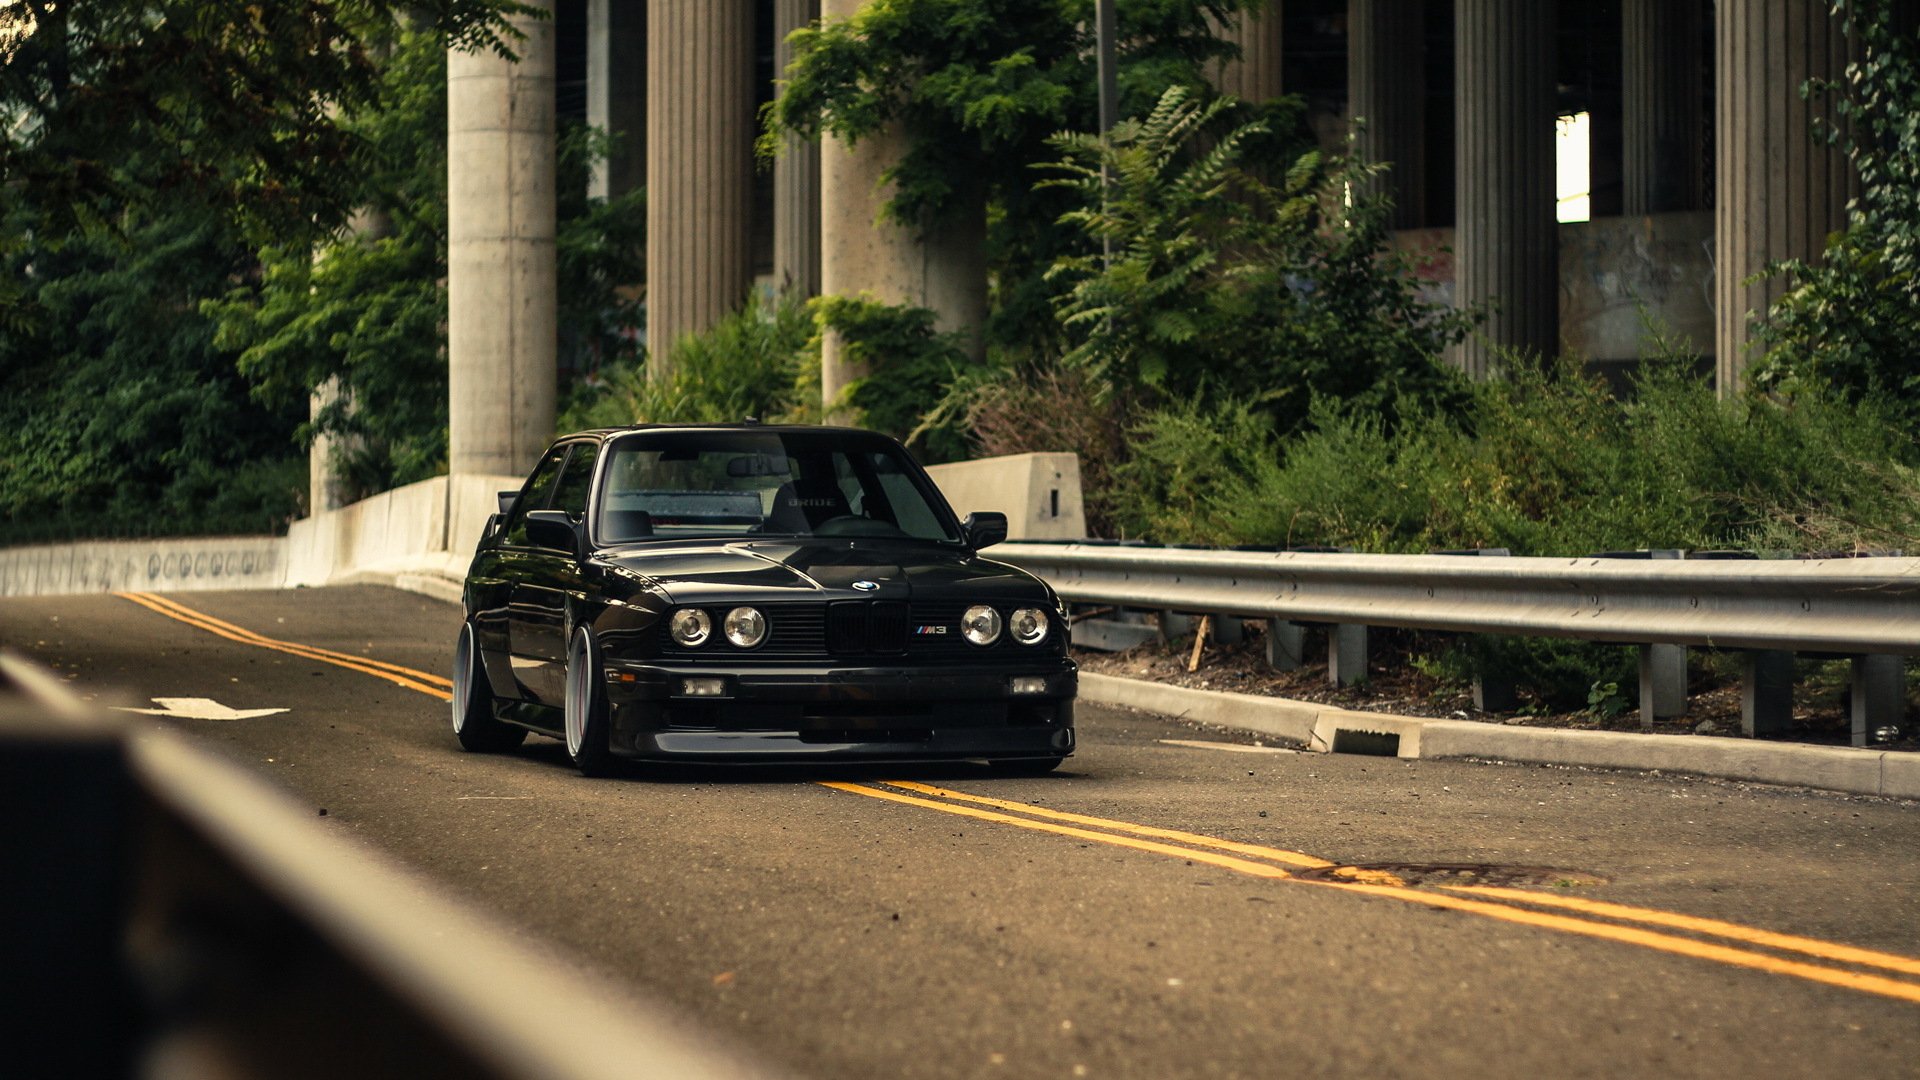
(1078, 672), (1917, 800)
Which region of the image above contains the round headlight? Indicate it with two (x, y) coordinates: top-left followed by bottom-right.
(669, 608), (711, 647)
(1009, 607), (1049, 646)
(961, 605), (1003, 646)
(723, 606), (767, 648)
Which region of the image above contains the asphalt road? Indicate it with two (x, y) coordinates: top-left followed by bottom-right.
(5, 585), (1920, 1079)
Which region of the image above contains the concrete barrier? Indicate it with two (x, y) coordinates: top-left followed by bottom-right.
(0, 536), (287, 598)
(925, 452), (1085, 540)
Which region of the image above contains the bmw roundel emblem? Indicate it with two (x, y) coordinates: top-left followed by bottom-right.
(852, 580), (880, 592)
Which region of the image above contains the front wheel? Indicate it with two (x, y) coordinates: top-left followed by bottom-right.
(451, 621), (526, 753)
(564, 628), (617, 777)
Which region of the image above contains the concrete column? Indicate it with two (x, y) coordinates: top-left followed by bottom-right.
(586, 0), (646, 201)
(447, 6), (556, 478)
(1714, 0), (1856, 390)
(308, 381), (352, 512)
(774, 0), (822, 297)
(1213, 0), (1285, 104)
(1621, 0), (1703, 216)
(1451, 0), (1557, 377)
(1347, 0), (1426, 228)
(818, 0), (987, 414)
(646, 0), (755, 373)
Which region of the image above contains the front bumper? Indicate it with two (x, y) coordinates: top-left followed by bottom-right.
(603, 658), (1076, 762)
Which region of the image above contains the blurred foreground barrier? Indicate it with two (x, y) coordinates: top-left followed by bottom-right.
(0, 652), (777, 1080)
(996, 543), (1920, 747)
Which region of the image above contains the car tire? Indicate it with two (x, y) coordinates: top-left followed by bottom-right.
(452, 621), (526, 753)
(565, 627), (618, 778)
(989, 756), (1065, 776)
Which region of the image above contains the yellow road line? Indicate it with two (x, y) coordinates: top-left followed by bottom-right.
(819, 783), (1294, 881)
(838, 781), (1920, 1007)
(882, 779), (1332, 869)
(128, 591), (453, 687)
(105, 593), (1920, 1006)
(1442, 884), (1920, 978)
(118, 592), (453, 701)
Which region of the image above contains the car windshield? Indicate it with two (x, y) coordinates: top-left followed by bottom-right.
(594, 430), (962, 545)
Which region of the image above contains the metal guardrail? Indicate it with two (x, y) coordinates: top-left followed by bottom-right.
(0, 651), (779, 1080)
(993, 543), (1919, 744)
(996, 543), (1920, 655)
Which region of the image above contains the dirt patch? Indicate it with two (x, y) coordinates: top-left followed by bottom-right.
(1071, 619), (1920, 753)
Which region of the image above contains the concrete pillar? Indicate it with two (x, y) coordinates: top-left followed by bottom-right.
(308, 380), (352, 513)
(1621, 0), (1704, 216)
(1451, 1), (1557, 377)
(447, 7), (556, 478)
(646, 0), (755, 373)
(1715, 0), (1856, 391)
(817, 0), (987, 414)
(774, 0), (822, 297)
(586, 0), (646, 202)
(1213, 0), (1285, 104)
(1347, 0), (1427, 229)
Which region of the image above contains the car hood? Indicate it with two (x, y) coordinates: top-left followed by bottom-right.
(596, 539), (1048, 606)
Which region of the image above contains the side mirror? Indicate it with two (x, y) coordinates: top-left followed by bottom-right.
(525, 509), (580, 555)
(962, 511), (1008, 550)
(497, 489), (519, 515)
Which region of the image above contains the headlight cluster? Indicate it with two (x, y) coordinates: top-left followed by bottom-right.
(671, 606), (767, 649)
(962, 605), (1051, 647)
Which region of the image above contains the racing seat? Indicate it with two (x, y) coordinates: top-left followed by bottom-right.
(761, 479), (851, 534)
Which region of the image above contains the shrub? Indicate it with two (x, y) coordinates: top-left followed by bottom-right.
(560, 292), (813, 432)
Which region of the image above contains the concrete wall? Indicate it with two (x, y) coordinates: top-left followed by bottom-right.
(0, 536), (287, 598)
(925, 453), (1086, 541)
(284, 473), (522, 587)
(0, 457), (1076, 599)
(1393, 209), (1717, 365)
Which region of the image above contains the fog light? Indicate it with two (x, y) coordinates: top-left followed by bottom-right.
(1010, 676), (1048, 695)
(680, 677), (725, 697)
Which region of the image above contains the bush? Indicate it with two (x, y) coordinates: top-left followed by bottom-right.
(560, 292), (814, 432)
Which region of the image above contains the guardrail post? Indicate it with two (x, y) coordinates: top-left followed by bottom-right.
(1740, 650), (1795, 736)
(1850, 654), (1905, 747)
(1329, 623), (1369, 686)
(1473, 675), (1517, 712)
(1157, 611), (1192, 642)
(1266, 621), (1305, 671)
(1210, 616), (1245, 645)
(1638, 644), (1687, 729)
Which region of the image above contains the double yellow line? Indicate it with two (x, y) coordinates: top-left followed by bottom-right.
(118, 591), (453, 700)
(119, 591), (1920, 1006)
(825, 780), (1920, 1005)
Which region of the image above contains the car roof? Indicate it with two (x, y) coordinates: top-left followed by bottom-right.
(565, 423), (897, 441)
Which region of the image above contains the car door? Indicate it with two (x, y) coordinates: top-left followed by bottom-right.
(507, 440), (600, 705)
(485, 445), (569, 704)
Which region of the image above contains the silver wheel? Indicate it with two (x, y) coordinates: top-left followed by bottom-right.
(452, 623), (475, 735)
(564, 634), (589, 758)
(451, 620), (524, 753)
(564, 628), (615, 775)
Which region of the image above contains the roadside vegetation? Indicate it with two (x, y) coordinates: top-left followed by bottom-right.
(2, 0), (1916, 706)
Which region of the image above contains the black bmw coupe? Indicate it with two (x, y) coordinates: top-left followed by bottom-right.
(451, 424), (1077, 775)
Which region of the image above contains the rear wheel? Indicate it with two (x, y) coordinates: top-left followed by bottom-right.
(451, 622), (526, 752)
(564, 627), (617, 777)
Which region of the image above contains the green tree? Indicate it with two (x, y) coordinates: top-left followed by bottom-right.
(0, 0), (531, 245)
(1751, 0), (1920, 422)
(766, 0), (1305, 352)
(206, 28), (646, 498)
(1041, 85), (1477, 437)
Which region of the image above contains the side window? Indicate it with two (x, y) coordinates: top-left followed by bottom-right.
(502, 447), (568, 547)
(552, 443), (600, 522)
